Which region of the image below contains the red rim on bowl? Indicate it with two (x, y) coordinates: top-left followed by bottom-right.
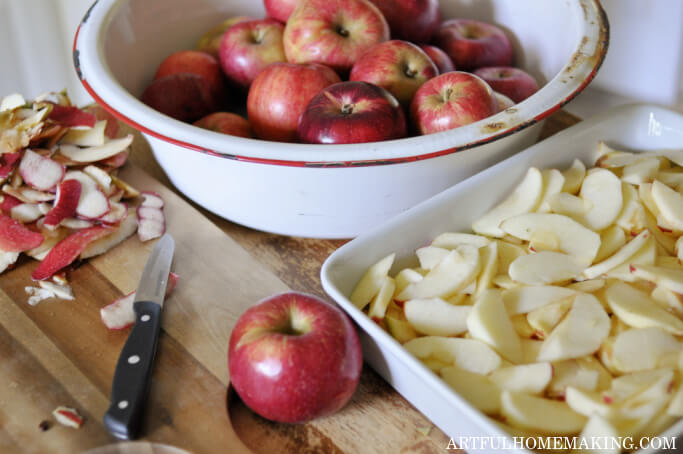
(73, 0), (609, 168)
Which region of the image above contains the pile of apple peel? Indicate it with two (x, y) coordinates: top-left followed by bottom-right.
(351, 141), (683, 449)
(0, 92), (166, 318)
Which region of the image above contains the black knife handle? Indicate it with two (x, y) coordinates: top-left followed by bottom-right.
(103, 301), (162, 440)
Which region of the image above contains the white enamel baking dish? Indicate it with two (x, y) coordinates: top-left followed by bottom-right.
(73, 0), (607, 238)
(321, 104), (683, 453)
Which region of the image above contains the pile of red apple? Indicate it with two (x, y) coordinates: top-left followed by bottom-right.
(141, 0), (540, 144)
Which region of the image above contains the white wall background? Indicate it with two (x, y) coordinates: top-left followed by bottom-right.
(0, 0), (681, 116)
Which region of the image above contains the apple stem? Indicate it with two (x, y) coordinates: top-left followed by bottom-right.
(335, 24), (349, 38)
(403, 65), (417, 79)
(341, 104), (354, 115)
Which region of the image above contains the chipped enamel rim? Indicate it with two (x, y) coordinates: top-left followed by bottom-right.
(73, 0), (608, 168)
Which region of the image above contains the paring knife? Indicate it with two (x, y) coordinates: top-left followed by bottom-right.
(104, 233), (175, 440)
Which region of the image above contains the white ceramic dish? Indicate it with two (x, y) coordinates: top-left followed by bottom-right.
(321, 104), (683, 453)
(74, 0), (607, 238)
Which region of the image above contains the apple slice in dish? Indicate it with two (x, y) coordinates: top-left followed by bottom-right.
(594, 225), (626, 263)
(466, 289), (522, 363)
(402, 336), (501, 374)
(561, 158), (586, 194)
(603, 232), (656, 282)
(536, 168), (565, 213)
(651, 180), (683, 231)
(502, 285), (576, 315)
(501, 213), (601, 266)
(509, 251), (584, 285)
(609, 327), (680, 373)
(440, 366), (501, 414)
(415, 246), (449, 270)
(537, 293), (610, 362)
(577, 168), (623, 231)
(526, 298), (573, 339)
(488, 362), (552, 394)
(547, 192), (587, 219)
(565, 386), (615, 418)
(496, 240), (526, 276)
(621, 157), (660, 185)
(577, 415), (620, 454)
(630, 263), (683, 294)
(385, 315), (417, 344)
(350, 253), (395, 309)
(615, 182), (647, 234)
(500, 390), (587, 435)
(472, 167), (543, 238)
(473, 242), (498, 299)
(547, 360), (600, 398)
(605, 281), (683, 335)
(431, 232), (490, 249)
(367, 276), (395, 321)
(404, 297), (471, 336)
(397, 245), (480, 300)
(393, 268), (423, 295)
(583, 229), (650, 279)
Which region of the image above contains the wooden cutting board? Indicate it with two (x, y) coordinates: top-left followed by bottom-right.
(0, 111), (581, 454)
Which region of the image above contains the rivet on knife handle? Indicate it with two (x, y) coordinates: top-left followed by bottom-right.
(103, 301), (162, 440)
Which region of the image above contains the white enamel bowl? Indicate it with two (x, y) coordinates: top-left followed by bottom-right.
(74, 0), (607, 238)
(321, 104), (683, 453)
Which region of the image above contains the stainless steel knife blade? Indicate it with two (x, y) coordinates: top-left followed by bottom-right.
(134, 233), (175, 306)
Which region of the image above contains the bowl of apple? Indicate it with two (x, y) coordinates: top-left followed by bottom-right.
(74, 0), (608, 238)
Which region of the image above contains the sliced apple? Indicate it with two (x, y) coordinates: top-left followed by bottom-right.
(420, 357), (451, 373)
(630, 263), (683, 294)
(577, 168), (623, 231)
(527, 229), (560, 253)
(519, 338), (543, 364)
(606, 368), (675, 403)
(431, 232), (490, 249)
(509, 251), (584, 285)
(611, 327), (680, 372)
(60, 120), (106, 147)
(367, 276), (395, 320)
(651, 179), (683, 230)
(473, 242), (497, 299)
(650, 285), (683, 317)
(527, 298), (573, 339)
(397, 245), (480, 300)
(615, 182), (646, 234)
(547, 360), (599, 398)
(567, 279), (605, 293)
(404, 297), (471, 336)
(492, 274), (519, 289)
(657, 149), (683, 167)
(502, 285), (576, 315)
(415, 246), (449, 270)
(385, 314), (418, 344)
(510, 314), (535, 338)
(594, 225), (627, 263)
(393, 268), (423, 296)
(467, 289), (522, 363)
(605, 281), (683, 335)
(644, 210), (676, 255)
(621, 157), (660, 185)
(489, 362), (552, 394)
(79, 208), (138, 260)
(537, 168), (565, 213)
(500, 390), (587, 435)
(583, 229), (650, 279)
(565, 386), (615, 418)
(537, 293), (610, 362)
(561, 158), (586, 194)
(501, 213), (601, 266)
(577, 356), (613, 391)
(496, 240), (527, 275)
(577, 415), (620, 454)
(403, 336), (502, 374)
(657, 170), (683, 189)
(440, 366), (501, 414)
(472, 167), (543, 238)
(667, 384), (683, 416)
(350, 253), (395, 309)
(547, 192), (587, 219)
(603, 233), (656, 282)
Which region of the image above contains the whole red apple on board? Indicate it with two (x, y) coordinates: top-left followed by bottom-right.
(368, 0), (440, 43)
(141, 73), (217, 122)
(154, 50), (225, 99)
(350, 40), (438, 107)
(283, 0), (389, 73)
(247, 62), (341, 142)
(264, 0), (298, 23)
(196, 16), (254, 57)
(193, 112), (252, 138)
(410, 71), (498, 135)
(228, 291), (363, 423)
(298, 81), (406, 144)
(474, 66), (539, 103)
(419, 45), (455, 74)
(436, 19), (513, 71)
(219, 19), (287, 87)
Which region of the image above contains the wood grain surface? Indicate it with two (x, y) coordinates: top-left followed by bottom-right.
(0, 111), (580, 454)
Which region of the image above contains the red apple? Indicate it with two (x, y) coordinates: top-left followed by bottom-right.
(247, 62), (341, 142)
(436, 19), (513, 71)
(154, 50), (225, 99)
(283, 0), (389, 73)
(264, 0), (298, 23)
(193, 112), (252, 138)
(350, 40), (438, 107)
(141, 73), (217, 122)
(228, 291), (363, 423)
(410, 71), (498, 135)
(474, 66), (539, 103)
(219, 19), (287, 87)
(368, 0), (440, 43)
(196, 16), (254, 57)
(494, 91), (515, 112)
(419, 44), (455, 74)
(298, 81), (406, 144)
